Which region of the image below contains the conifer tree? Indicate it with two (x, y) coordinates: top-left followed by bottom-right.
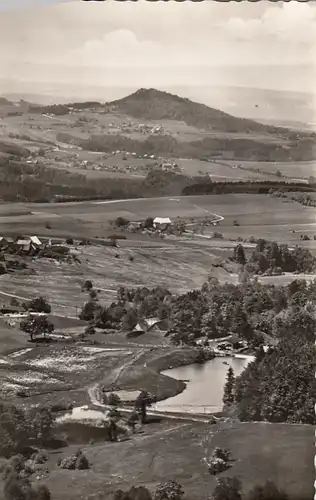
(223, 367), (235, 406)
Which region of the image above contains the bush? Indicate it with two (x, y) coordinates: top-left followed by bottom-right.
(65, 238), (74, 245)
(59, 455), (76, 470)
(144, 217), (154, 229)
(81, 280), (93, 292)
(75, 453), (90, 470)
(212, 476), (242, 500)
(107, 393), (121, 407)
(113, 486), (152, 500)
(207, 457), (228, 476)
(213, 447), (231, 462)
(2, 455), (25, 480)
(247, 481), (289, 500)
(35, 484), (51, 500)
(85, 324), (96, 336)
(3, 472), (34, 500)
(207, 447), (231, 476)
(59, 449), (89, 470)
(6, 260), (27, 271)
(212, 232), (224, 240)
(154, 480), (184, 500)
(79, 300), (99, 321)
(23, 297), (51, 314)
(0, 263), (7, 274)
(50, 402), (73, 413)
(30, 451), (48, 465)
(115, 217), (130, 228)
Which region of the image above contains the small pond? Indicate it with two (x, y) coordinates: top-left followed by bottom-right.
(154, 355), (253, 414)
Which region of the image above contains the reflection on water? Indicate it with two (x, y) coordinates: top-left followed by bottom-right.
(154, 356), (251, 414)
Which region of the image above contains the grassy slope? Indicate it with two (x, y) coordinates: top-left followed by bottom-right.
(0, 243), (225, 317)
(28, 421), (313, 500)
(0, 318), (28, 354)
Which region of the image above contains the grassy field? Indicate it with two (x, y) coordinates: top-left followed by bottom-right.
(0, 332), (198, 408)
(178, 159), (279, 182)
(0, 194), (315, 322)
(0, 318), (28, 354)
(1, 109), (293, 148)
(223, 160), (316, 182)
(8, 420), (309, 500)
(0, 193), (314, 241)
(0, 242), (226, 318)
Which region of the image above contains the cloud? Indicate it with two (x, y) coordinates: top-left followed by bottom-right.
(70, 29), (166, 68)
(224, 2), (316, 45)
(0, 0), (315, 96)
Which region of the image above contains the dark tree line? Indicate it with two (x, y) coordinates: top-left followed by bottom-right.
(80, 278), (316, 346)
(233, 240), (316, 274)
(223, 326), (315, 424)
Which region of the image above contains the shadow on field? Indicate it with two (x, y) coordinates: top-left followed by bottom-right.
(144, 416), (163, 424)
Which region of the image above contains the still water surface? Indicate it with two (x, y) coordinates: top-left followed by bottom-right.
(154, 356), (251, 414)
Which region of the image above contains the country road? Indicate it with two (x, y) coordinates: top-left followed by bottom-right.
(87, 384), (214, 424)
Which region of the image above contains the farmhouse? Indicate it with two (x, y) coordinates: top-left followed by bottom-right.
(0, 236), (15, 248)
(16, 239), (32, 252)
(30, 236), (43, 248)
(127, 317), (166, 338)
(127, 221), (142, 231)
(153, 217), (172, 230)
(16, 236), (43, 253)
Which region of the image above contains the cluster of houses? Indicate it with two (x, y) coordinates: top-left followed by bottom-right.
(107, 121), (165, 136)
(127, 217), (173, 233)
(0, 235), (62, 254)
(213, 337), (249, 354)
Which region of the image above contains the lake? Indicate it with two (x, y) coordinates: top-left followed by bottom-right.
(154, 355), (252, 414)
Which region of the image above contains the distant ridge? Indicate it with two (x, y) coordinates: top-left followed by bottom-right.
(107, 88), (284, 134)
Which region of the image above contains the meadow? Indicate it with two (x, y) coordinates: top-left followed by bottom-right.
(223, 160), (316, 182)
(177, 159), (279, 182)
(0, 242), (226, 318)
(33, 420), (313, 500)
(0, 193), (315, 251)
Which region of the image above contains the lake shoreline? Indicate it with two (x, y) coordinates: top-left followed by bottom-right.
(154, 354), (251, 414)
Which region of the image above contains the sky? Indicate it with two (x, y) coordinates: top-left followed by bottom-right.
(0, 0), (73, 11)
(0, 0), (315, 105)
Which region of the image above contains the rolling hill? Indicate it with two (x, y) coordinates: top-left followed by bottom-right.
(107, 88), (290, 135)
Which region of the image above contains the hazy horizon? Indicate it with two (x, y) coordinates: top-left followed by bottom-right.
(0, 0), (315, 125)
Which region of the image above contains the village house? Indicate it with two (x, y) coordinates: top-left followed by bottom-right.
(16, 239), (32, 252)
(127, 221), (142, 232)
(153, 217), (172, 231)
(16, 236), (43, 253)
(127, 317), (167, 338)
(0, 236), (15, 249)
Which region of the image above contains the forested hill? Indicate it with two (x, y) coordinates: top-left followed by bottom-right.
(107, 88), (290, 135)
